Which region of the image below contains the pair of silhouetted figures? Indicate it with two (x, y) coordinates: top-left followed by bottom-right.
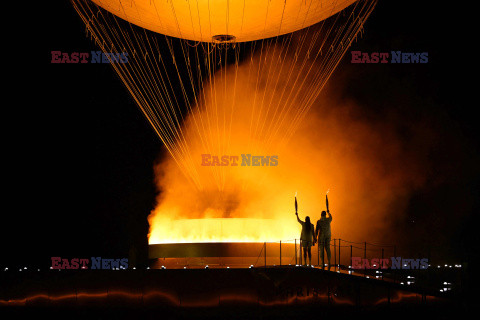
(296, 210), (332, 269)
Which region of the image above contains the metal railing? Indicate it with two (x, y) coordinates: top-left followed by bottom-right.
(247, 238), (398, 282)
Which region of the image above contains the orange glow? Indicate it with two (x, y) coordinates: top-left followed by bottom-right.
(69, 0), (383, 246)
(149, 218), (296, 244)
(91, 0), (357, 42)
(0, 289), (443, 308)
(148, 41), (427, 246)
(0, 290), (177, 306)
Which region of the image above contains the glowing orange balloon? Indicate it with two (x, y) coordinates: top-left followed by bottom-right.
(92, 0), (358, 42)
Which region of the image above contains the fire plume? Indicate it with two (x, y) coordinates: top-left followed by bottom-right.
(148, 43), (427, 246)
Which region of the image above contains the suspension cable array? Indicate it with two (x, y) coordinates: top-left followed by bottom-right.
(71, 0), (377, 190)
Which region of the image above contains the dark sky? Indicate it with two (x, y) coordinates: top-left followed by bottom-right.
(2, 1), (477, 269)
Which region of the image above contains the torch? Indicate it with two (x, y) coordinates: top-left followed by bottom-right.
(326, 189), (330, 213)
(295, 191), (298, 215)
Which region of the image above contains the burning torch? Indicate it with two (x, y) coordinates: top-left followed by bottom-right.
(295, 191), (298, 215)
(326, 189), (330, 213)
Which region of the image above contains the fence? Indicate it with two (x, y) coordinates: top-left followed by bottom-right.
(150, 238), (400, 283)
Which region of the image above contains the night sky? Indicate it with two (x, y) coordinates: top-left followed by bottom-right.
(2, 1), (478, 270)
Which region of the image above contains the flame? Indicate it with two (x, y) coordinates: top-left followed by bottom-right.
(149, 218), (296, 244)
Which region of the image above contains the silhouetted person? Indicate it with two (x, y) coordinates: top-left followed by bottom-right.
(316, 210), (332, 270)
(296, 212), (315, 266)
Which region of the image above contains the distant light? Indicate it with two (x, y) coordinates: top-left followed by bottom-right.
(449, 265), (452, 268)
(37, 269), (40, 272)
(184, 267), (187, 269)
(400, 282), (404, 285)
(205, 265), (209, 269)
(24, 267), (27, 270)
(133, 267), (136, 270)
(19, 269), (22, 272)
(366, 276), (369, 279)
(4, 268), (8, 271)
(443, 282), (447, 285)
(444, 264), (447, 267)
(147, 267), (150, 270)
(227, 266), (230, 269)
(437, 266), (440, 268)
(407, 281), (411, 285)
(440, 289), (444, 292)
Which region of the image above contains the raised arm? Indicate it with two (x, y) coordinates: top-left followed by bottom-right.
(328, 211), (332, 221)
(296, 212), (303, 224)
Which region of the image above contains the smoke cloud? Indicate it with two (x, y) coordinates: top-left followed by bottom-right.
(148, 39), (440, 248)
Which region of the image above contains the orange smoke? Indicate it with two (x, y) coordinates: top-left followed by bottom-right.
(148, 43), (426, 245)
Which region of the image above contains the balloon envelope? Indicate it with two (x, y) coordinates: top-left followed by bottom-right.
(92, 0), (358, 42)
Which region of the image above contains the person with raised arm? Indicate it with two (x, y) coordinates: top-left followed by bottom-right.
(316, 208), (333, 270)
(296, 212), (315, 267)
